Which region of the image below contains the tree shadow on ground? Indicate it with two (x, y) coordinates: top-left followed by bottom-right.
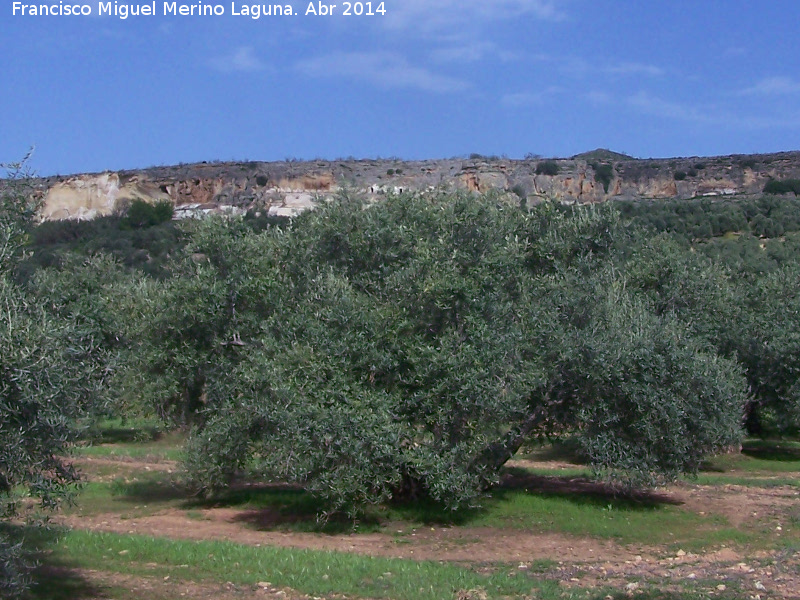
(387, 468), (683, 526)
(213, 484), (382, 534)
(88, 422), (165, 444)
(701, 439), (800, 472)
(1, 524), (107, 600)
(518, 438), (588, 463)
(742, 439), (800, 461)
(29, 564), (108, 600)
(114, 476), (193, 503)
(500, 467), (682, 506)
(212, 468), (684, 533)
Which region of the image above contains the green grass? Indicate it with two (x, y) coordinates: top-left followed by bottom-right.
(695, 474), (800, 488)
(198, 475), (756, 547)
(27, 428), (800, 599)
(37, 529), (754, 600)
(703, 448), (800, 475)
(516, 439), (586, 462)
(88, 416), (167, 443)
(697, 439), (800, 487)
(63, 472), (189, 517)
(54, 529), (560, 600)
(74, 417), (185, 462)
(461, 488), (752, 546)
(74, 435), (184, 463)
(516, 467), (591, 478)
(65, 428), (800, 552)
(64, 461), (774, 549)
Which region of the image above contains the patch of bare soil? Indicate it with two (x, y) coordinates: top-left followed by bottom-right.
(546, 546), (800, 599)
(40, 566), (323, 600)
(506, 458), (583, 471)
(56, 501), (800, 598)
(677, 482), (800, 527)
(74, 456), (179, 472)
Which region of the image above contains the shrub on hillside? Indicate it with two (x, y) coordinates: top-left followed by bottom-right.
(591, 162), (615, 193)
(764, 179), (800, 196)
(123, 199), (174, 229)
(535, 161), (559, 176)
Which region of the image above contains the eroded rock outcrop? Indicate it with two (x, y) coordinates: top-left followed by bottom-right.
(32, 151), (800, 222)
(40, 173), (171, 220)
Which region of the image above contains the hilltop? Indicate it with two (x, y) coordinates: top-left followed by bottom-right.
(571, 148), (636, 162)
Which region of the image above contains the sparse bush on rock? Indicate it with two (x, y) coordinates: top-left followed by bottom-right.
(591, 162), (615, 193)
(122, 199), (174, 229)
(535, 161), (559, 176)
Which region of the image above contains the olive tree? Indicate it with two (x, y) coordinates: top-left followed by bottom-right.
(133, 192), (746, 514)
(119, 216), (282, 425)
(735, 263), (800, 434)
(0, 158), (106, 597)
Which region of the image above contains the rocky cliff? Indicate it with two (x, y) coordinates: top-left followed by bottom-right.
(33, 150), (800, 221)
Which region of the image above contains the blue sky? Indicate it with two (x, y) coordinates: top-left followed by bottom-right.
(2, 0), (799, 175)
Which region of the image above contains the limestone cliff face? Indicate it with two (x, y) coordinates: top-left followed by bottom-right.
(33, 151), (800, 221)
(39, 173), (171, 221)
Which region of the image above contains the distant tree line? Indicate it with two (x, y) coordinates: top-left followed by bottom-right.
(615, 194), (800, 241)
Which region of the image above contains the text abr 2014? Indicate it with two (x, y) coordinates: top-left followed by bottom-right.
(11, 1), (387, 18)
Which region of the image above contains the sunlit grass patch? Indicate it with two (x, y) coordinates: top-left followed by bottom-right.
(700, 439), (800, 483)
(704, 452), (800, 474)
(55, 529), (562, 600)
(516, 439), (586, 464)
(694, 474), (800, 488)
(469, 488), (749, 546)
(74, 417), (185, 463)
(44, 529), (758, 600)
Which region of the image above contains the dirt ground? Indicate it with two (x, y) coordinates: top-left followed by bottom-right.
(56, 455), (800, 599)
(37, 565), (322, 600)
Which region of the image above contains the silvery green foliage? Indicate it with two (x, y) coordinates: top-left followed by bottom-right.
(737, 262), (800, 433)
(136, 192), (746, 513)
(0, 277), (84, 516)
(559, 283), (746, 485)
(0, 533), (31, 600)
(0, 153), (38, 273)
(31, 254), (132, 421)
(0, 157), (101, 597)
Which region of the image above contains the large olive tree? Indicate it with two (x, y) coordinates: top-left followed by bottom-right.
(132, 192), (746, 514)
